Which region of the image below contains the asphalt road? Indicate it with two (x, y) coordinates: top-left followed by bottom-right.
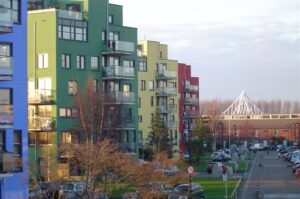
(239, 151), (300, 199)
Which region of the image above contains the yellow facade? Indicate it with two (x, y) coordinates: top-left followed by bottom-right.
(138, 40), (179, 155)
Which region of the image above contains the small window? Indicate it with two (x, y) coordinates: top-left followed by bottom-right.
(102, 30), (106, 41)
(14, 130), (22, 156)
(0, 88), (12, 104)
(60, 108), (78, 118)
(76, 55), (85, 70)
(62, 54), (71, 68)
(148, 81), (154, 91)
(159, 51), (162, 58)
(61, 132), (72, 144)
(68, 80), (78, 95)
(91, 56), (99, 70)
(138, 97), (141, 108)
(108, 15), (113, 24)
(140, 80), (145, 91)
(38, 53), (48, 68)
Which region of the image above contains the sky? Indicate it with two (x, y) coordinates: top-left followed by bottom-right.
(110, 0), (300, 101)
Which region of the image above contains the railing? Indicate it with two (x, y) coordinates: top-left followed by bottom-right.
(185, 84), (198, 91)
(0, 1), (13, 33)
(157, 104), (177, 113)
(218, 113), (300, 120)
(28, 116), (55, 131)
(185, 97), (199, 104)
(103, 115), (135, 129)
(28, 89), (55, 104)
(104, 40), (135, 54)
(0, 152), (16, 173)
(0, 106), (13, 128)
(184, 109), (199, 116)
(104, 91), (135, 104)
(156, 87), (177, 95)
(58, 10), (83, 20)
(156, 69), (176, 79)
(0, 56), (13, 80)
(103, 66), (134, 79)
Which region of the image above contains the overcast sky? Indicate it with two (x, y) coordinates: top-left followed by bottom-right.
(110, 0), (300, 101)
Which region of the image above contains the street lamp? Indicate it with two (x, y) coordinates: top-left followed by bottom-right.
(219, 122), (224, 149)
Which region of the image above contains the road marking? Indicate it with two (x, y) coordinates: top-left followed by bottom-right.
(264, 194), (300, 199)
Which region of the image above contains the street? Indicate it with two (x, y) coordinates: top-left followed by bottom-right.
(240, 151), (300, 199)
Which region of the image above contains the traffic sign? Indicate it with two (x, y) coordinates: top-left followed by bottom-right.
(188, 166), (194, 174)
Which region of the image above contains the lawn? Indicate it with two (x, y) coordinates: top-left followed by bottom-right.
(193, 177), (239, 198)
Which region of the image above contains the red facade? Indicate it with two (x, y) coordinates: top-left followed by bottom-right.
(178, 63), (200, 153)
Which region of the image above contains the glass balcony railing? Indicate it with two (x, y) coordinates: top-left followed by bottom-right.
(156, 69), (176, 79)
(0, 56), (13, 80)
(104, 91), (135, 104)
(156, 104), (177, 113)
(28, 89), (55, 104)
(103, 66), (134, 79)
(103, 40), (135, 55)
(0, 105), (13, 128)
(185, 97), (199, 104)
(156, 87), (177, 95)
(103, 115), (135, 129)
(185, 84), (198, 92)
(28, 116), (55, 131)
(58, 10), (83, 20)
(0, 2), (13, 33)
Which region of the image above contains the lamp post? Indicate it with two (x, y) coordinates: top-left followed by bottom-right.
(219, 122), (224, 149)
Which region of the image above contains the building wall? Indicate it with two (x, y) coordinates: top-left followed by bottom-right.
(178, 63), (199, 153)
(138, 40), (179, 156)
(0, 0), (28, 198)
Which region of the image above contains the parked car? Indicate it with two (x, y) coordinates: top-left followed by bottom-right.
(207, 162), (223, 174)
(172, 183), (205, 199)
(59, 182), (86, 197)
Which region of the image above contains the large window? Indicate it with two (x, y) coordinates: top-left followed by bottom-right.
(76, 55), (85, 70)
(28, 132), (36, 145)
(38, 53), (48, 68)
(58, 18), (87, 41)
(0, 43), (12, 68)
(138, 57), (147, 71)
(62, 54), (71, 68)
(61, 131), (72, 144)
(59, 108), (78, 118)
(68, 80), (78, 95)
(0, 88), (12, 105)
(14, 130), (21, 156)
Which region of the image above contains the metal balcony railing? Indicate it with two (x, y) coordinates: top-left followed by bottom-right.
(0, 105), (13, 128)
(28, 116), (55, 131)
(156, 69), (176, 80)
(156, 104), (177, 113)
(104, 91), (135, 104)
(103, 66), (134, 79)
(103, 40), (135, 55)
(58, 10), (83, 20)
(156, 87), (177, 96)
(185, 84), (198, 92)
(0, 56), (13, 80)
(0, 0), (12, 33)
(28, 89), (55, 104)
(185, 97), (199, 104)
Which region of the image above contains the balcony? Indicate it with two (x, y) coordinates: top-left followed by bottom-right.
(28, 89), (55, 105)
(103, 115), (135, 130)
(28, 116), (55, 131)
(163, 121), (177, 129)
(104, 91), (135, 104)
(184, 97), (199, 105)
(103, 66), (134, 80)
(0, 0), (13, 33)
(156, 69), (176, 80)
(0, 152), (15, 173)
(102, 40), (135, 55)
(185, 84), (198, 92)
(184, 110), (199, 117)
(0, 105), (13, 128)
(0, 56), (13, 80)
(156, 87), (177, 96)
(58, 10), (83, 20)
(156, 104), (177, 113)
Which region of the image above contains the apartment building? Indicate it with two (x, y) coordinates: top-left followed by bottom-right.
(27, 0), (138, 179)
(178, 63), (199, 153)
(138, 40), (179, 156)
(0, 0), (28, 198)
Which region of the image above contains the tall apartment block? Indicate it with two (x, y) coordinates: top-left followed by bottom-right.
(27, 0), (138, 180)
(0, 0), (28, 198)
(138, 40), (179, 156)
(178, 63), (199, 153)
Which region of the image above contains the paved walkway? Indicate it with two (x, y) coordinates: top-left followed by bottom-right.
(239, 151), (300, 199)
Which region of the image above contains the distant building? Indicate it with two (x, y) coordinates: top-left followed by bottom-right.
(178, 63), (199, 153)
(0, 0), (28, 198)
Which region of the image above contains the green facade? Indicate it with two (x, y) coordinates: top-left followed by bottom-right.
(28, 0), (138, 179)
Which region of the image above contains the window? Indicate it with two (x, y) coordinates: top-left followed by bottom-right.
(138, 97), (141, 108)
(91, 56), (99, 70)
(138, 115), (142, 122)
(61, 132), (72, 144)
(76, 55), (85, 69)
(169, 82), (176, 88)
(0, 88), (12, 104)
(0, 43), (12, 68)
(68, 80), (78, 95)
(123, 60), (134, 67)
(93, 79), (98, 93)
(140, 80), (145, 91)
(102, 56), (106, 67)
(148, 81), (154, 91)
(102, 30), (106, 41)
(138, 58), (147, 71)
(62, 54), (71, 68)
(38, 132), (52, 145)
(159, 51), (162, 58)
(108, 15), (113, 24)
(0, 130), (5, 152)
(29, 132), (36, 145)
(58, 19), (87, 41)
(139, 131), (143, 144)
(14, 130), (22, 156)
(151, 113), (154, 122)
(38, 53), (48, 68)
(59, 108), (78, 118)
(12, 0), (20, 23)
(66, 3), (81, 11)
(150, 96), (154, 106)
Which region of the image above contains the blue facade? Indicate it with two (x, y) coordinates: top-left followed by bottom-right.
(0, 0), (28, 198)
